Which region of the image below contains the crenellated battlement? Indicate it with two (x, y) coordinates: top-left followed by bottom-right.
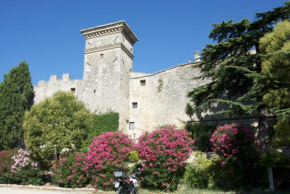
(34, 73), (83, 104)
(50, 75), (58, 81)
(36, 74), (76, 87)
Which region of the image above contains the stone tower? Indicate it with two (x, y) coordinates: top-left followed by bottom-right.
(80, 21), (138, 130)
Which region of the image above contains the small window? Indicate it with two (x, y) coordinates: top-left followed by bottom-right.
(129, 122), (135, 130)
(132, 102), (138, 108)
(94, 90), (96, 93)
(100, 54), (104, 59)
(140, 80), (146, 86)
(71, 88), (75, 93)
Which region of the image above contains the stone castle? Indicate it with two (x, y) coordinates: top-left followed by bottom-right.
(34, 21), (205, 137)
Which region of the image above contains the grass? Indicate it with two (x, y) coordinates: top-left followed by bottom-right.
(137, 185), (290, 194)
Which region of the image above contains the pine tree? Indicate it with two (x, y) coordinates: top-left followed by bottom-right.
(260, 20), (290, 145)
(188, 2), (290, 141)
(0, 61), (34, 150)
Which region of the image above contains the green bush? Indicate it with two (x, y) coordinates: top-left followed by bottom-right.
(184, 152), (213, 189)
(259, 149), (290, 167)
(185, 122), (215, 152)
(83, 112), (119, 149)
(23, 91), (93, 169)
(0, 150), (17, 184)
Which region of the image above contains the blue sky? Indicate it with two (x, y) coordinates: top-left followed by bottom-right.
(0, 0), (286, 86)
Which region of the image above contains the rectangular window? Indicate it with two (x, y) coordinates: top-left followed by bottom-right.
(129, 122), (135, 130)
(71, 88), (75, 93)
(132, 102), (138, 108)
(140, 80), (146, 86)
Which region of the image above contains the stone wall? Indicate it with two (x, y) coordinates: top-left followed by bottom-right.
(34, 73), (83, 104)
(128, 63), (207, 137)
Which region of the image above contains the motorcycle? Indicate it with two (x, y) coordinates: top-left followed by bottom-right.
(114, 168), (140, 194)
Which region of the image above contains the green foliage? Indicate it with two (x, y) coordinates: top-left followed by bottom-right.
(83, 111), (119, 149)
(128, 150), (139, 162)
(259, 149), (290, 167)
(8, 163), (43, 185)
(209, 157), (268, 191)
(0, 150), (17, 184)
(273, 118), (290, 146)
(188, 2), (290, 129)
(184, 152), (213, 189)
(259, 20), (290, 146)
(157, 78), (164, 93)
(23, 91), (93, 169)
(12, 168), (43, 185)
(185, 122), (215, 152)
(0, 61), (34, 150)
(51, 153), (89, 188)
(185, 103), (194, 122)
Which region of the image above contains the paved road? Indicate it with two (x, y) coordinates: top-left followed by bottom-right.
(0, 185), (105, 194)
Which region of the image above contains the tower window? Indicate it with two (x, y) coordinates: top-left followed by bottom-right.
(140, 80), (146, 86)
(94, 90), (96, 93)
(132, 102), (138, 108)
(71, 88), (75, 93)
(100, 54), (104, 59)
(129, 122), (135, 130)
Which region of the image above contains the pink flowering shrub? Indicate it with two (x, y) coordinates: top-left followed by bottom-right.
(137, 126), (194, 190)
(9, 149), (43, 185)
(210, 124), (256, 159)
(11, 149), (37, 172)
(210, 124), (264, 189)
(51, 152), (88, 188)
(85, 131), (136, 190)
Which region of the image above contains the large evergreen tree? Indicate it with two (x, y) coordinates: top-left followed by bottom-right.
(0, 61), (34, 150)
(260, 20), (290, 145)
(188, 2), (290, 142)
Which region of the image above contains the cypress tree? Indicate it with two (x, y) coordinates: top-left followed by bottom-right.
(0, 61), (34, 150)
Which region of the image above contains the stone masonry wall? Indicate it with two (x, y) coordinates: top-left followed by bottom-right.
(128, 63), (207, 137)
(81, 21), (136, 117)
(34, 73), (83, 104)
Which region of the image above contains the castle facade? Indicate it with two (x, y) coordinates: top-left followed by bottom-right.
(34, 21), (204, 137)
